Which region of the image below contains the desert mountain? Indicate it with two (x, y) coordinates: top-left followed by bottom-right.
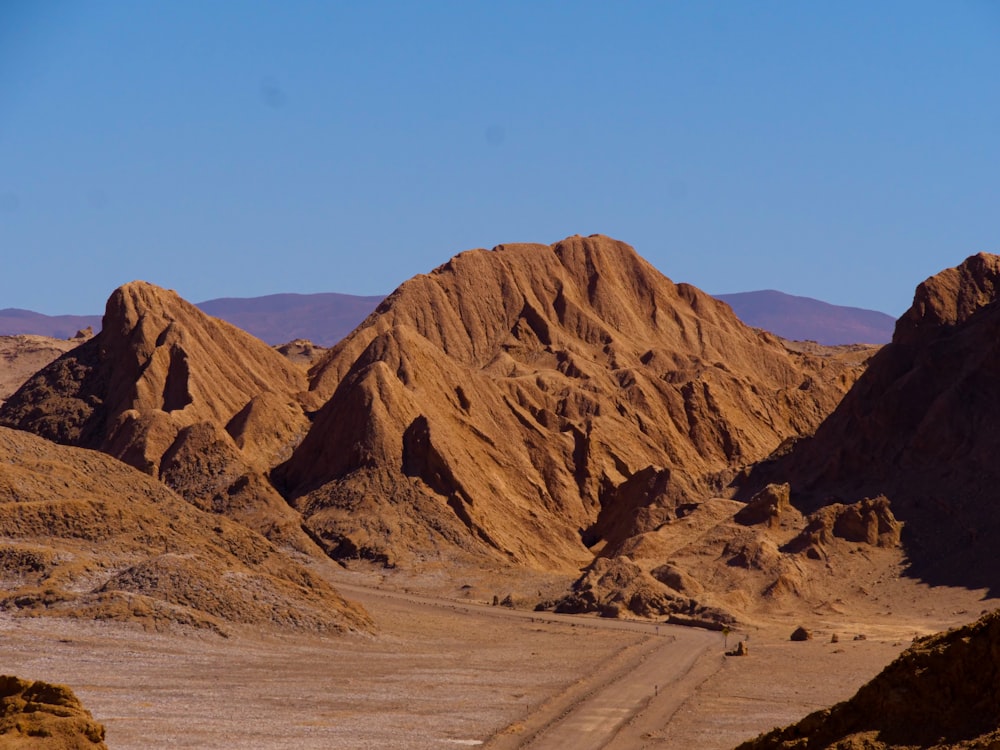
(6, 289), (889, 351)
(0, 675), (107, 749)
(742, 252), (1000, 592)
(0, 425), (371, 635)
(716, 290), (895, 345)
(736, 608), (1000, 750)
(275, 235), (870, 577)
(7, 288), (894, 352)
(0, 282), (313, 550)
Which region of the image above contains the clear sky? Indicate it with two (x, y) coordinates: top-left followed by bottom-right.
(2, 2), (998, 316)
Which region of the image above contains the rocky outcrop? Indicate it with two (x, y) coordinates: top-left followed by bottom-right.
(0, 675), (106, 749)
(547, 556), (733, 625)
(736, 609), (1000, 750)
(0, 282), (312, 550)
(789, 626), (812, 642)
(894, 252), (1000, 343)
(743, 253), (1000, 591)
(785, 497), (901, 558)
(276, 235), (866, 571)
(275, 339), (328, 369)
(735, 483), (791, 527)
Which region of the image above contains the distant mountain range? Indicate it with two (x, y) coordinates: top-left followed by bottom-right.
(715, 290), (895, 345)
(0, 292), (385, 347)
(1, 288), (893, 347)
(0, 309), (102, 341)
(196, 292), (385, 347)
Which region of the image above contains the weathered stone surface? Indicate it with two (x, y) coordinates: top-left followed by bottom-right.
(735, 483), (791, 527)
(744, 253), (1000, 591)
(0, 675), (107, 749)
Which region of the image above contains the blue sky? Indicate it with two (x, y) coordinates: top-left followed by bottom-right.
(2, 2), (998, 316)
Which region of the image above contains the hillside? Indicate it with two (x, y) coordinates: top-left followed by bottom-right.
(716, 290), (895, 345)
(0, 332), (91, 407)
(0, 237), (882, 626)
(0, 425), (371, 635)
(742, 252), (1000, 593)
(0, 282), (315, 550)
(736, 609), (1000, 750)
(276, 235), (868, 585)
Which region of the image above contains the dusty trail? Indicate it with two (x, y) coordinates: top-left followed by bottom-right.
(483, 617), (719, 750)
(338, 581), (724, 750)
(0, 577), (726, 749)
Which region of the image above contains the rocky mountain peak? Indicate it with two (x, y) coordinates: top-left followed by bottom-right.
(895, 252), (1000, 344)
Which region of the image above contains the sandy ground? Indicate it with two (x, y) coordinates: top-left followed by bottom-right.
(0, 588), (648, 749)
(0, 564), (995, 750)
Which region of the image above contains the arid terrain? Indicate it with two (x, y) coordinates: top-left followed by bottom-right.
(2, 236), (1000, 748)
(0, 563), (992, 749)
(0, 332), (92, 407)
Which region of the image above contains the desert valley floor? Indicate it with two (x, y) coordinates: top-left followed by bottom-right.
(1, 557), (994, 749)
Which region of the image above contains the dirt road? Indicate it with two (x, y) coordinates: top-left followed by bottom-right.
(486, 625), (720, 750)
(0, 579), (725, 749)
(338, 581), (725, 750)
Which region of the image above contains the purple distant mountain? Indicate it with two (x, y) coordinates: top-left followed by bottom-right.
(1, 292), (384, 347)
(0, 309), (102, 340)
(714, 290), (895, 345)
(197, 292), (384, 346)
(4, 288), (889, 348)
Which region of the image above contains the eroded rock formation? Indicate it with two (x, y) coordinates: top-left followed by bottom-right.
(0, 675), (107, 749)
(0, 282), (312, 550)
(276, 235), (867, 571)
(743, 252), (1000, 591)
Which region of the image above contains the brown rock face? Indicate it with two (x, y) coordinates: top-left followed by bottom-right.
(736, 609), (1000, 750)
(894, 251), (1000, 343)
(0, 282), (312, 549)
(0, 675), (106, 749)
(549, 556), (732, 625)
(1, 282), (305, 444)
(276, 235), (864, 571)
(0, 426), (372, 635)
(786, 497), (902, 557)
(743, 252), (1000, 591)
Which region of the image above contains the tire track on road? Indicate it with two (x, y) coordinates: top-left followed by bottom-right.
(334, 578), (724, 750)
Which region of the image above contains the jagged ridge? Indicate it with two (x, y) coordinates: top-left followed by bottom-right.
(743, 252), (1000, 592)
(276, 235), (865, 572)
